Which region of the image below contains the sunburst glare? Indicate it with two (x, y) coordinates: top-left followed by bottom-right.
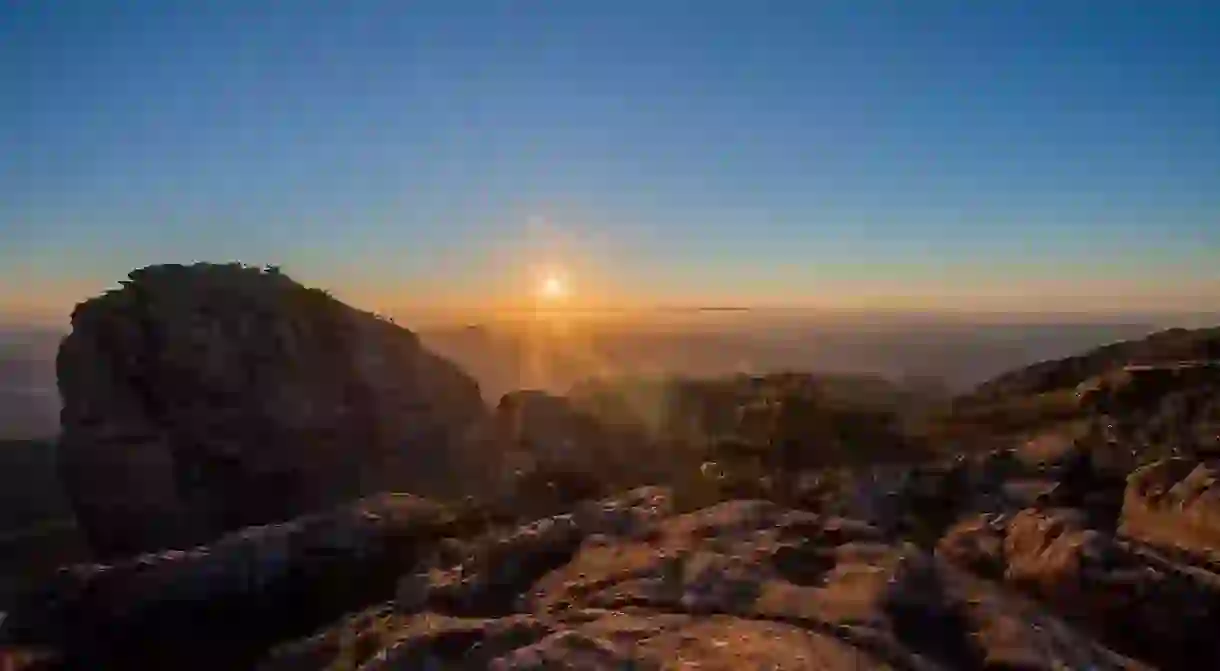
(539, 272), (568, 301)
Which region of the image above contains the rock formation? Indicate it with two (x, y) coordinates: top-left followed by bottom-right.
(55, 263), (486, 558)
(3, 489), (1165, 670)
(966, 326), (1220, 405)
(938, 503), (1220, 669)
(10, 446), (1220, 669)
(0, 493), (477, 670)
(1121, 457), (1220, 562)
(11, 281), (1220, 669)
(492, 391), (657, 484)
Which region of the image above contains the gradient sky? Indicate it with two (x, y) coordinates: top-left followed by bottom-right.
(3, 1), (1219, 320)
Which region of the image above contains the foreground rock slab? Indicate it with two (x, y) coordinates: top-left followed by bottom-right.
(262, 496), (1146, 671)
(6, 488), (1199, 670)
(1, 494), (473, 670)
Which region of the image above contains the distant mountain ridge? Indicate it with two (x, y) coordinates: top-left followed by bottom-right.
(964, 326), (1220, 404)
(942, 326), (1220, 469)
(419, 319), (1164, 402)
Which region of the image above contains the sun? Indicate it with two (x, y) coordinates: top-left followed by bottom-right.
(539, 275), (566, 302)
(539, 273), (568, 301)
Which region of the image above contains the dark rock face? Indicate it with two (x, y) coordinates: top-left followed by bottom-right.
(0, 493), (473, 670)
(56, 264), (486, 558)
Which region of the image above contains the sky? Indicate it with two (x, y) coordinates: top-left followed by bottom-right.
(3, 1), (1219, 322)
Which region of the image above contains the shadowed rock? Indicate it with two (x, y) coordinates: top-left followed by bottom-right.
(0, 494), (474, 670)
(56, 263), (486, 558)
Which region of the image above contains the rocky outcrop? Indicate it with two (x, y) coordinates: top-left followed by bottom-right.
(966, 326), (1220, 405)
(257, 495), (1146, 670)
(56, 264), (487, 559)
(0, 493), (477, 670)
(495, 391), (605, 471)
(493, 390), (654, 475)
(5, 489), (1165, 670)
(953, 328), (1220, 469)
(1121, 458), (1220, 562)
(15, 312), (1220, 669)
(1076, 364), (1220, 416)
(938, 506), (1220, 668)
(486, 391), (661, 516)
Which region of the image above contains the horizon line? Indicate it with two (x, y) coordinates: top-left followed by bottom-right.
(380, 304), (1220, 317)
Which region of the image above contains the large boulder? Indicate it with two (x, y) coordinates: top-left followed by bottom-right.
(939, 507), (1220, 669)
(56, 263), (487, 558)
(1121, 458), (1220, 561)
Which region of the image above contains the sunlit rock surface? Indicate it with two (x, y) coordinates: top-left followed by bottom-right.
(2, 489), (1178, 670)
(257, 494), (1149, 671)
(1122, 458), (1220, 562)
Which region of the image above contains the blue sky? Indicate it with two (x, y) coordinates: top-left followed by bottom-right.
(3, 1), (1219, 318)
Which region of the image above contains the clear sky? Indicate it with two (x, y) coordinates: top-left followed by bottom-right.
(3, 1), (1219, 321)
